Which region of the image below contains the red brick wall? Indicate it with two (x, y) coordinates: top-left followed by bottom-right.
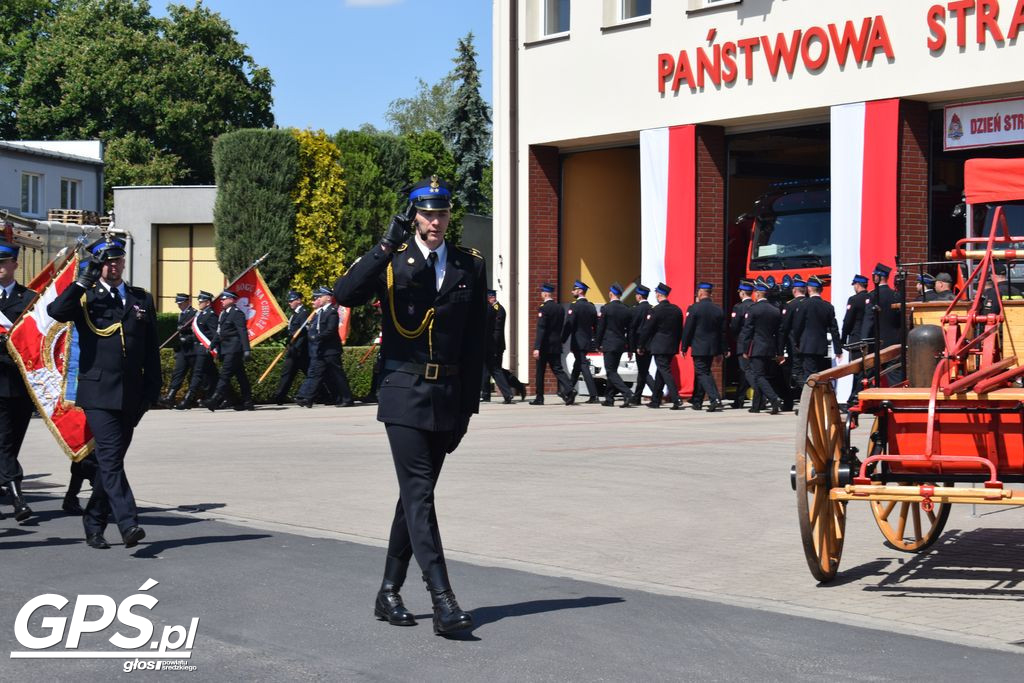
(695, 125), (727, 385)
(528, 145), (561, 395)
(898, 100), (930, 274)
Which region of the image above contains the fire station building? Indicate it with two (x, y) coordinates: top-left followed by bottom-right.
(491, 0), (1024, 386)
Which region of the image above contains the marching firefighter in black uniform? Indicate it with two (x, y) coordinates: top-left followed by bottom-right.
(272, 290), (311, 405)
(295, 286), (353, 407)
(628, 283), (653, 405)
(481, 289), (515, 403)
(792, 276), (842, 383)
(841, 274), (870, 405)
(531, 282), (574, 405)
(47, 235), (159, 549)
(680, 282), (725, 412)
(861, 262), (904, 383)
(562, 279), (599, 403)
(177, 290), (217, 409)
(594, 282), (635, 407)
(728, 280), (755, 408)
(639, 282), (683, 410)
(161, 293), (197, 407)
(738, 279), (783, 414)
(333, 175), (484, 635)
(0, 237), (34, 522)
(777, 278), (808, 410)
(204, 290), (253, 411)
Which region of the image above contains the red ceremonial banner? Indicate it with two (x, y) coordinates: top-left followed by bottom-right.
(8, 256), (93, 461)
(210, 266), (287, 347)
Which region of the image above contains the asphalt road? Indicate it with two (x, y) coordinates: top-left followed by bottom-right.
(3, 492), (1022, 682)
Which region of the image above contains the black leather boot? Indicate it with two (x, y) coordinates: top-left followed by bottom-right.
(159, 390), (176, 408)
(423, 567), (473, 635)
(7, 480), (32, 522)
(203, 392), (223, 412)
(174, 391), (196, 410)
(374, 580), (416, 626)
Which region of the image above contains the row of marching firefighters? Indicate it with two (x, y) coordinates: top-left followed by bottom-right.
(520, 263), (935, 415)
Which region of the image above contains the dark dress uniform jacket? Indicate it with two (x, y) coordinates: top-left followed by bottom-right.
(729, 298), (754, 351)
(681, 298), (725, 357)
(334, 239), (487, 431)
(595, 299), (631, 354)
(778, 296), (807, 356)
(841, 290), (869, 347)
(793, 296), (842, 356)
(0, 282), (31, 398)
(562, 297), (597, 352)
(176, 307), (196, 349)
(47, 282), (161, 411)
(738, 299), (783, 358)
(861, 284), (902, 347)
(212, 306), (251, 355)
(308, 305), (342, 358)
(629, 300), (652, 351)
(640, 301), (683, 355)
(534, 299), (566, 355)
(193, 307), (218, 349)
(286, 304), (310, 356)
(486, 302), (507, 354)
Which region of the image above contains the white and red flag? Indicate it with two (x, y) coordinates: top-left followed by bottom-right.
(194, 264), (287, 354)
(7, 255), (92, 461)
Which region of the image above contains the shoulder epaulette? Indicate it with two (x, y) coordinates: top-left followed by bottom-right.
(492, 303), (500, 311)
(455, 244), (483, 259)
(395, 243), (409, 253)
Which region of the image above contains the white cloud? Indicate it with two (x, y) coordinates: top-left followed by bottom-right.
(344, 0), (404, 7)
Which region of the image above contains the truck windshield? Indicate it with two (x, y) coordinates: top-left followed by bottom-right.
(750, 190), (830, 269)
(979, 202), (1024, 283)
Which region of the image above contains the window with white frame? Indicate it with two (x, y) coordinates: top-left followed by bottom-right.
(622, 0), (651, 19)
(60, 178), (80, 209)
(21, 173), (41, 215)
(545, 0), (570, 35)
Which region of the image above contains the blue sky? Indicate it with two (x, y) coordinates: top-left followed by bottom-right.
(152, 0), (494, 134)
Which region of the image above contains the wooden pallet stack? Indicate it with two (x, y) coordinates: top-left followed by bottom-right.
(46, 209), (101, 225)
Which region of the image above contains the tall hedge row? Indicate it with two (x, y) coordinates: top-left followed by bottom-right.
(290, 129), (347, 296)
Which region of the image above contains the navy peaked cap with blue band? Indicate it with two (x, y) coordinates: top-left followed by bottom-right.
(635, 283), (650, 297)
(609, 282), (623, 296)
(286, 290), (302, 301)
(175, 293), (189, 303)
(540, 282), (554, 293)
(486, 289), (497, 297)
(873, 262), (892, 277)
(851, 274), (869, 285)
(655, 282), (671, 296)
(197, 290), (214, 301)
(573, 279), (589, 292)
(219, 289), (239, 300)
(408, 175), (452, 211)
(0, 239), (18, 261)
(738, 280), (754, 292)
(697, 282), (713, 290)
(791, 278), (807, 288)
(86, 235), (126, 261)
(917, 273), (936, 285)
(313, 285), (332, 297)
(807, 276), (824, 288)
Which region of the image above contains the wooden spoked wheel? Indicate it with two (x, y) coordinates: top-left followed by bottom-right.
(795, 378), (847, 582)
(865, 423), (951, 552)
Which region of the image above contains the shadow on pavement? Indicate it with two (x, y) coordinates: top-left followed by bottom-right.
(130, 533), (272, 559)
(469, 596), (626, 628)
(0, 535), (84, 550)
(174, 503), (227, 513)
(848, 528), (1024, 598)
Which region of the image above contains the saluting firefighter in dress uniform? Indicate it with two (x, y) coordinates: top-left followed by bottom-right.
(792, 275), (842, 385)
(481, 289), (515, 403)
(628, 283), (653, 405)
(728, 280), (755, 409)
(160, 293), (197, 407)
(295, 286), (354, 408)
(0, 236), (35, 522)
(639, 282), (684, 410)
(178, 290), (217, 409)
(204, 289), (253, 411)
(333, 175), (485, 635)
(738, 279), (783, 414)
(680, 282), (725, 412)
(47, 235), (159, 549)
(562, 280), (600, 403)
(861, 262), (904, 383)
(272, 290), (311, 405)
(531, 282), (575, 405)
(594, 282), (635, 408)
(777, 278), (808, 410)
(916, 273), (938, 302)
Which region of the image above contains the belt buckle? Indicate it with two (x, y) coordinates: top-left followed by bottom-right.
(424, 362), (440, 381)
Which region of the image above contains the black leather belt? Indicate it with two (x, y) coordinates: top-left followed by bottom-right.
(382, 360), (459, 381)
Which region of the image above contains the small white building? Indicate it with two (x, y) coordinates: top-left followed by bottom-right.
(0, 140), (104, 218)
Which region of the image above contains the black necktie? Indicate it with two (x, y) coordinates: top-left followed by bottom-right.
(427, 252), (438, 268)
(1, 289), (7, 302)
(111, 288), (122, 307)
